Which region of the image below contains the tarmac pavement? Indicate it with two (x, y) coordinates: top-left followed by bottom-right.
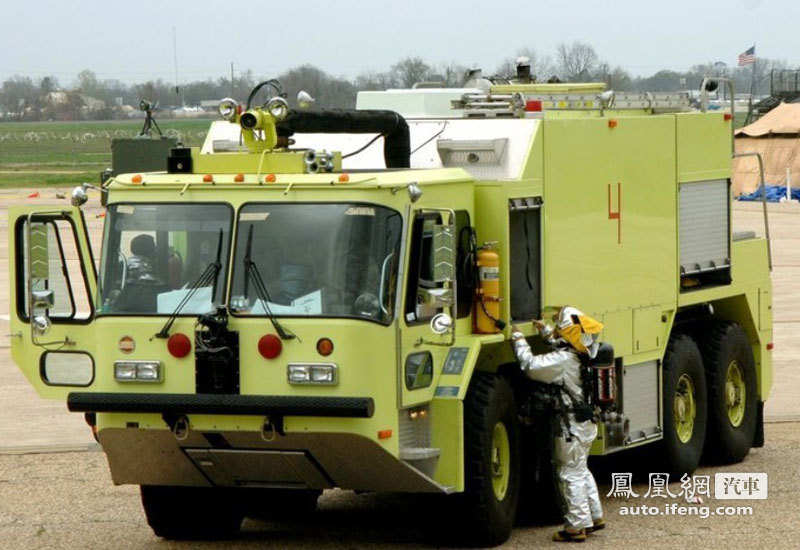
(0, 423), (796, 549)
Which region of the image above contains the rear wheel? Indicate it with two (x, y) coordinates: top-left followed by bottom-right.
(699, 322), (757, 463)
(460, 372), (521, 547)
(658, 333), (707, 476)
(140, 485), (244, 540)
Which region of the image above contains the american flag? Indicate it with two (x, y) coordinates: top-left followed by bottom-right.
(738, 46), (756, 66)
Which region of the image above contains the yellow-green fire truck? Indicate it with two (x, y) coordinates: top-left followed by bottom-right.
(7, 78), (772, 545)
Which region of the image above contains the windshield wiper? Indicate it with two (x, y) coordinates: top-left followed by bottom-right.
(154, 229), (223, 339)
(242, 224), (297, 341)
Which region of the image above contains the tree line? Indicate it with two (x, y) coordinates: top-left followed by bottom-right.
(1, 42), (794, 121)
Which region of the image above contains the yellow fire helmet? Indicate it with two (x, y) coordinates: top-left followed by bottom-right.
(555, 306), (604, 357)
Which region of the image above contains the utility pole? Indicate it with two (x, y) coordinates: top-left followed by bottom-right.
(230, 62), (235, 98)
(173, 26), (183, 106)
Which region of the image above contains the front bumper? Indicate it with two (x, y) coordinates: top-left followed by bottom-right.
(67, 392), (375, 418)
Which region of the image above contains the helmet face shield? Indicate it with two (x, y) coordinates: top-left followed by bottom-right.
(549, 306), (604, 356)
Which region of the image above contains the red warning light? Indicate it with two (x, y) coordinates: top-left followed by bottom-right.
(525, 100), (543, 112)
(167, 333), (191, 358)
(258, 334), (282, 359)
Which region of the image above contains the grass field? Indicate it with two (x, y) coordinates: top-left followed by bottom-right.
(0, 119), (212, 188)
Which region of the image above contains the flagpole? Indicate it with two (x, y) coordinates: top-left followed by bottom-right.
(747, 43), (756, 124)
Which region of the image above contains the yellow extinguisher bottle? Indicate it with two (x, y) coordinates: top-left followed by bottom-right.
(475, 246), (501, 333)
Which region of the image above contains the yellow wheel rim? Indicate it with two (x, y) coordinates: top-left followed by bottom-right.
(725, 361), (746, 427)
(491, 421), (510, 501)
(674, 373), (696, 444)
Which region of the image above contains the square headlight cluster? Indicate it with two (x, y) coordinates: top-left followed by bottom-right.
(287, 363), (338, 385)
(114, 361), (163, 383)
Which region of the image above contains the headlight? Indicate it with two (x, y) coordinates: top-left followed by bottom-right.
(287, 363), (338, 386)
(115, 361), (163, 383)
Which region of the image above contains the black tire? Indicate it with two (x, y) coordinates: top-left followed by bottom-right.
(244, 488), (321, 520)
(140, 485), (244, 540)
(698, 322), (757, 463)
(658, 333), (708, 476)
(516, 420), (562, 526)
(460, 372), (521, 547)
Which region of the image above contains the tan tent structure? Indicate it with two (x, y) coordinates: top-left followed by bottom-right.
(733, 102), (800, 196)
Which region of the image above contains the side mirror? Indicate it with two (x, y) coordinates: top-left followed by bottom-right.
(32, 289), (54, 309)
(71, 185), (89, 206)
(431, 223), (455, 283)
(71, 182), (108, 207)
(27, 222), (54, 342)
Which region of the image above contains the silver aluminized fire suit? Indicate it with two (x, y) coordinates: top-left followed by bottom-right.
(512, 333), (603, 531)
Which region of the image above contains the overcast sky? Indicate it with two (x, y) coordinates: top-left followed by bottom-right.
(1, 0), (796, 85)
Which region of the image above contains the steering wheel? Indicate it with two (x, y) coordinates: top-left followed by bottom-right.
(353, 293), (381, 319)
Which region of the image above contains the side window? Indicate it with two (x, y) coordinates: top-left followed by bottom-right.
(405, 352), (433, 390)
(404, 213), (442, 323)
(17, 217), (92, 322)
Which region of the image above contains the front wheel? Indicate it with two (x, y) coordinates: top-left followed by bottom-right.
(244, 488), (321, 520)
(460, 372), (521, 547)
(140, 485), (244, 540)
(658, 333), (708, 476)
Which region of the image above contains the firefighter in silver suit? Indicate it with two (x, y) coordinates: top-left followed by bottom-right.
(511, 306), (605, 542)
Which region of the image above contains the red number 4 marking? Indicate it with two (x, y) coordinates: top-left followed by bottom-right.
(607, 182), (621, 244)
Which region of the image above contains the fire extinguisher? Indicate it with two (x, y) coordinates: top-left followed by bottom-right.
(474, 242), (505, 334)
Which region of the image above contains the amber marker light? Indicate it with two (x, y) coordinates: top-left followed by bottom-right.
(167, 333), (192, 358)
(265, 173), (276, 183)
(131, 174), (143, 184)
(338, 173), (350, 183)
(234, 173), (245, 183)
(316, 338), (334, 357)
(118, 336), (135, 354)
(608, 119), (618, 128)
(377, 429), (393, 440)
(724, 113), (733, 121)
(203, 174), (214, 183)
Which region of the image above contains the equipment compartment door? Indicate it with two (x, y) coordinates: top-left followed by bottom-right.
(8, 206), (98, 399)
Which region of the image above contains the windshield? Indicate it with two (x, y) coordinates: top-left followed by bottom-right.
(230, 203), (402, 323)
(98, 203), (232, 315)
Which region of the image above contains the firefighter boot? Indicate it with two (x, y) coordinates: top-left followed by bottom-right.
(552, 528), (587, 542)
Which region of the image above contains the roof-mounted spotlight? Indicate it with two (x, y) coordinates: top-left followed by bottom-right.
(218, 98), (239, 122)
(266, 97), (290, 121)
